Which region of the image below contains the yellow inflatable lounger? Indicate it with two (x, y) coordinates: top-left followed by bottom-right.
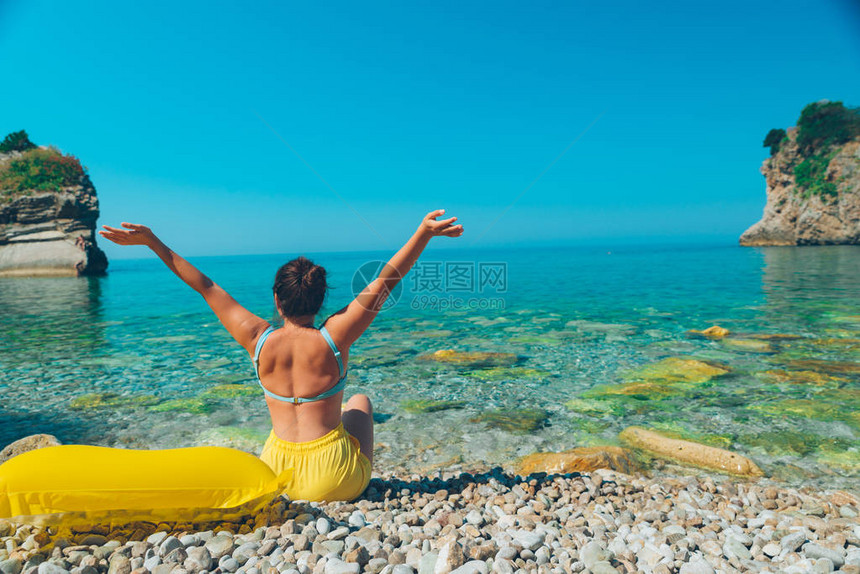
(0, 445), (292, 527)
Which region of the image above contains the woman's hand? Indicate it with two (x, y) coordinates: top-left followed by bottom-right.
(99, 223), (158, 247)
(421, 209), (464, 238)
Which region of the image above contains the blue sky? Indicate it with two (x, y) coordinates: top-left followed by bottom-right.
(2, 0), (859, 257)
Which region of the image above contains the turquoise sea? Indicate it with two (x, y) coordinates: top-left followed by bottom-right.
(1, 245), (858, 489)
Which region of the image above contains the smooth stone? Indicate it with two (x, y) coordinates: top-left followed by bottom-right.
(435, 541), (465, 574)
(316, 519), (331, 535)
(348, 512), (366, 528)
(723, 539), (751, 561)
(204, 536), (235, 560)
(512, 530), (545, 553)
(179, 535), (199, 548)
(678, 560), (716, 574)
(588, 562), (619, 574)
(232, 542), (260, 565)
(159, 537), (183, 558)
(418, 552), (438, 574)
(450, 561), (488, 574)
(366, 558), (388, 574)
(219, 556), (239, 573)
(495, 548), (517, 562)
(328, 527), (349, 541)
(762, 543), (780, 557)
(802, 544), (844, 568)
(323, 558), (359, 574)
(580, 541), (611, 569)
(37, 565), (69, 574)
(781, 532), (808, 553)
(163, 548), (187, 565)
(184, 547), (212, 571)
(107, 556), (131, 574)
(813, 558), (835, 573)
(147, 533), (168, 547)
(465, 511), (484, 527)
(392, 567), (415, 574)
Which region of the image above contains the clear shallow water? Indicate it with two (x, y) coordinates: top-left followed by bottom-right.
(1, 245), (858, 489)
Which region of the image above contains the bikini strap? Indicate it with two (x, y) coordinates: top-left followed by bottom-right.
(253, 325), (276, 380)
(319, 326), (345, 379)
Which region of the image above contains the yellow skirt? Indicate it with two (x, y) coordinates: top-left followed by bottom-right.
(259, 423), (371, 502)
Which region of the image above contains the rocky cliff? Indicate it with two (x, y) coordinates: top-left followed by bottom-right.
(0, 148), (107, 276)
(740, 104), (860, 246)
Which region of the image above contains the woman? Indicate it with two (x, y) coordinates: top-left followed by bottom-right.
(99, 210), (463, 502)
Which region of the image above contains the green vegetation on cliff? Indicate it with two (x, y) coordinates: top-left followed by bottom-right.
(0, 130), (36, 153)
(763, 101), (860, 201)
(0, 131), (88, 202)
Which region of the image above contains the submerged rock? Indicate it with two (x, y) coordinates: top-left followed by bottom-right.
(470, 408), (547, 433)
(417, 349), (519, 368)
(621, 357), (730, 385)
(750, 399), (860, 430)
(148, 398), (215, 415)
(200, 384), (258, 399)
(516, 446), (639, 475)
(0, 434), (61, 463)
(649, 420), (734, 449)
(619, 426), (764, 477)
(464, 367), (550, 382)
(400, 400), (466, 414)
(760, 369), (846, 387)
(686, 326), (730, 339)
(785, 359), (860, 375)
(719, 338), (775, 353)
(564, 398), (625, 417)
(748, 333), (805, 341)
(69, 392), (160, 410)
(581, 357), (730, 403)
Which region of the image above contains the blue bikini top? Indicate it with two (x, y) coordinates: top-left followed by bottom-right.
(252, 325), (347, 404)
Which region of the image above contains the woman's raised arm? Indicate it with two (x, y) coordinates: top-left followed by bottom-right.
(324, 209), (463, 348)
(99, 223), (269, 355)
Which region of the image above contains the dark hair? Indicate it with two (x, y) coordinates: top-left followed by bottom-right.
(273, 256), (327, 317)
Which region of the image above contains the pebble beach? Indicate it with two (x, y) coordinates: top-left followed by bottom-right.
(2, 467), (859, 574)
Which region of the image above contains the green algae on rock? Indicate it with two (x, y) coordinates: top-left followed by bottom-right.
(737, 430), (855, 458)
(417, 349), (519, 368)
(148, 398), (216, 415)
(401, 399), (466, 414)
(784, 359), (860, 375)
(464, 366), (550, 382)
(564, 397), (625, 417)
(622, 357), (730, 385)
(749, 399), (860, 430)
(579, 358), (730, 405)
(759, 369), (847, 387)
(471, 408), (548, 433)
(350, 349), (416, 368)
(816, 445), (860, 472)
(649, 420), (734, 449)
(69, 392), (160, 410)
(200, 384), (258, 399)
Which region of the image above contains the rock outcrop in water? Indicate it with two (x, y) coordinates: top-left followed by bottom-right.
(740, 101), (860, 246)
(0, 132), (107, 276)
